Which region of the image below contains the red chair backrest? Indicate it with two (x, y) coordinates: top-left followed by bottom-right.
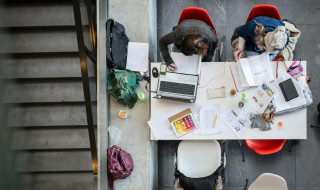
(178, 7), (217, 36)
(246, 4), (281, 23)
(245, 139), (286, 155)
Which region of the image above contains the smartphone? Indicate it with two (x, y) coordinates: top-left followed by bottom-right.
(160, 63), (167, 75)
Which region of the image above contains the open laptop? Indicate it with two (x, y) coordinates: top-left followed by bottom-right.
(156, 72), (199, 103)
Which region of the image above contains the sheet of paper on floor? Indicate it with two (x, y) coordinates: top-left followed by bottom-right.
(170, 52), (201, 75)
(199, 104), (222, 135)
(126, 42), (149, 72)
(221, 108), (251, 136)
(272, 71), (306, 112)
(148, 109), (179, 140)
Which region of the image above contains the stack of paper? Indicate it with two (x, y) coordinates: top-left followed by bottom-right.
(272, 71), (306, 112)
(126, 42), (149, 73)
(199, 104), (222, 135)
(170, 52), (201, 75)
(237, 53), (274, 87)
(148, 109), (179, 140)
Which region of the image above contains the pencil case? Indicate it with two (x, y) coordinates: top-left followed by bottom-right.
(288, 65), (303, 76)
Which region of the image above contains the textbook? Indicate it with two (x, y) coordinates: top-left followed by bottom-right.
(237, 53), (274, 87)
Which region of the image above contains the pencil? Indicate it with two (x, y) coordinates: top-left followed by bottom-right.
(213, 114), (218, 128)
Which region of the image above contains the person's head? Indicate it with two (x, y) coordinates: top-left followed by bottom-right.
(255, 24), (287, 54)
(180, 34), (208, 57)
(264, 26), (287, 54)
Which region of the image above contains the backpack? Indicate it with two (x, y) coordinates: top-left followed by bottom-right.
(106, 19), (129, 70)
(106, 69), (142, 109)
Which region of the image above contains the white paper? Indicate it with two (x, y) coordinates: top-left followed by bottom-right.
(249, 80), (278, 114)
(193, 112), (201, 135)
(272, 72), (306, 112)
(126, 42), (149, 72)
(148, 109), (179, 140)
(170, 52), (201, 75)
(238, 53), (274, 87)
(229, 64), (250, 92)
(221, 108), (251, 136)
(199, 104), (222, 135)
(238, 58), (255, 86)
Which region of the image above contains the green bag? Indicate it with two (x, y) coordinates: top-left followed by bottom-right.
(106, 69), (142, 109)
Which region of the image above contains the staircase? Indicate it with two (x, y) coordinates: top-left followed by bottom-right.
(0, 0), (97, 189)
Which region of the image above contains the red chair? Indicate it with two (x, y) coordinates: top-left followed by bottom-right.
(245, 139), (286, 155)
(178, 7), (217, 37)
(246, 4), (281, 23)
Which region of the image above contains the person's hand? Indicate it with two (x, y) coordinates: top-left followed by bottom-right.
(168, 63), (177, 71)
(234, 48), (243, 60)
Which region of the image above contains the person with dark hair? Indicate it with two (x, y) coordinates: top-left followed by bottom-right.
(232, 16), (289, 61)
(159, 19), (218, 71)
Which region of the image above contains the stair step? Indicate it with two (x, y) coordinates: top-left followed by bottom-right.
(0, 55), (83, 78)
(7, 104), (89, 126)
(18, 172), (94, 190)
(0, 3), (77, 27)
(11, 128), (90, 149)
(14, 150), (93, 172)
(3, 79), (98, 103)
(0, 29), (78, 53)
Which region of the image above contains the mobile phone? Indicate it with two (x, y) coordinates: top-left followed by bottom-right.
(160, 63), (167, 75)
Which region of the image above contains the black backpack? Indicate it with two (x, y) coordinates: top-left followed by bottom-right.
(106, 19), (129, 70)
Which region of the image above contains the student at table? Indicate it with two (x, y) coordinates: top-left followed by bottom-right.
(159, 19), (218, 71)
(232, 16), (289, 61)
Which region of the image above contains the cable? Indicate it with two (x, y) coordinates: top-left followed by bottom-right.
(198, 62), (226, 88)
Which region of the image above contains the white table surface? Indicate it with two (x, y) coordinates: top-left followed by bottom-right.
(150, 61), (307, 140)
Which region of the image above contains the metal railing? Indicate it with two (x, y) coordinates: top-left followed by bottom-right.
(72, 0), (98, 175)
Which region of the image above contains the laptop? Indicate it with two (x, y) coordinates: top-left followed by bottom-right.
(156, 72), (199, 103)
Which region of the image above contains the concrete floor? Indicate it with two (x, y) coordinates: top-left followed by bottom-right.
(157, 0), (320, 189)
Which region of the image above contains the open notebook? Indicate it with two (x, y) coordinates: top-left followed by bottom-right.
(237, 53), (274, 87)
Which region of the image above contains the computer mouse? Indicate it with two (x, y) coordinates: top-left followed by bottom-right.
(152, 67), (158, 78)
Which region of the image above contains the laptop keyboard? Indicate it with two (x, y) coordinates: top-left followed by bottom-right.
(159, 81), (195, 95)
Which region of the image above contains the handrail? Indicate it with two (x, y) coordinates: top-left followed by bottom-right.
(72, 0), (98, 175)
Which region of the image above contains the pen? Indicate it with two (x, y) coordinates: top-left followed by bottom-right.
(237, 50), (242, 58)
(213, 114), (218, 128)
(168, 64), (175, 69)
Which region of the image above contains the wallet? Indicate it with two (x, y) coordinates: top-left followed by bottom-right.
(279, 78), (299, 102)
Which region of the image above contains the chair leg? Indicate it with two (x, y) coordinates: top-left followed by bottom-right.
(311, 125), (320, 128)
(238, 141), (245, 162)
(243, 179), (249, 190)
(289, 140), (300, 152)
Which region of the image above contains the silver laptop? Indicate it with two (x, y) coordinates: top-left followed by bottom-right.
(156, 72), (199, 103)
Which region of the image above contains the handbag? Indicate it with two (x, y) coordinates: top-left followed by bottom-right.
(106, 69), (142, 109)
(274, 59), (313, 115)
(107, 145), (134, 190)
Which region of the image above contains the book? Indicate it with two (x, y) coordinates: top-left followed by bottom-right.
(237, 53), (274, 87)
(279, 78), (299, 102)
(168, 108), (199, 137)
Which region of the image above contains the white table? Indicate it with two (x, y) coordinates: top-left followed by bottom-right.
(150, 61), (307, 140)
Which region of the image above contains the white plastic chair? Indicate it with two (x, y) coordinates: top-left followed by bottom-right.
(176, 140), (222, 178)
(248, 173), (288, 190)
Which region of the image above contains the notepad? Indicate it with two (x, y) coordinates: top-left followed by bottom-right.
(126, 42), (149, 72)
(279, 78), (299, 101)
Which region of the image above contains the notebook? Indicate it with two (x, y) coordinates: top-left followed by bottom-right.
(168, 108), (199, 137)
(237, 53), (274, 87)
(279, 78), (299, 101)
